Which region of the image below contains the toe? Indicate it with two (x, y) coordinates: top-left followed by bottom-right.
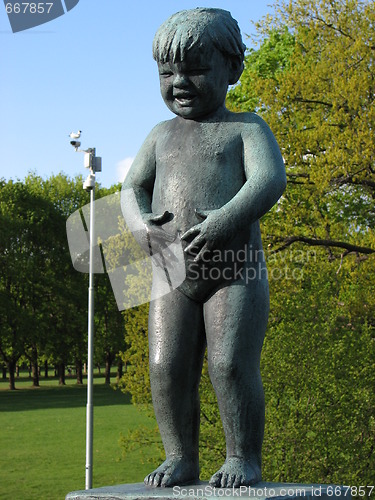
(233, 474), (242, 488)
(209, 472), (222, 487)
(227, 474), (235, 488)
(153, 472), (163, 487)
(161, 472), (172, 487)
(221, 472), (228, 488)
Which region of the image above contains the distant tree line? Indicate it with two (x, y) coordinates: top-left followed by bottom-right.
(0, 173), (125, 390)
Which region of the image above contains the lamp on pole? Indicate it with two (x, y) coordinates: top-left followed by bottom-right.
(71, 138), (102, 490)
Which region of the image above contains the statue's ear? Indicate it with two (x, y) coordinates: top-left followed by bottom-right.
(228, 57), (244, 85)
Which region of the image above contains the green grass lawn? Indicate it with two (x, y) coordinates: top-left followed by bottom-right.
(0, 375), (161, 499)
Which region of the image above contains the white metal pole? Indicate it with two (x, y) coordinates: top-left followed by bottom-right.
(85, 170), (95, 490)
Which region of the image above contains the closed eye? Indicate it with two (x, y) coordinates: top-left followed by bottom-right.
(187, 68), (210, 76)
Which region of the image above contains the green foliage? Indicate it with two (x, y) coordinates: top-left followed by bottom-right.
(119, 301), (165, 473)
(120, 303), (151, 404)
(0, 174), (126, 388)
(228, 28), (295, 112)
(228, 0), (375, 257)
(0, 176), (83, 386)
(198, 358), (226, 479)
(262, 251), (375, 484)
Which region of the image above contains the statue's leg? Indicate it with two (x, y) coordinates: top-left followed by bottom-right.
(204, 275), (269, 487)
(145, 288), (206, 487)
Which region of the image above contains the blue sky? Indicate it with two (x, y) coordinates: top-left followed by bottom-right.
(0, 1), (276, 188)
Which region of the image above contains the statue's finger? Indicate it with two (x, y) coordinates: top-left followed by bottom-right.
(195, 208), (210, 221)
(193, 242), (209, 262)
(149, 210), (171, 224)
(184, 240), (202, 256)
(181, 226), (201, 241)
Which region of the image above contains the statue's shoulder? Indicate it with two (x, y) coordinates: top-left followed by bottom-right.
(148, 119), (172, 137)
(227, 111), (267, 127)
(227, 111), (275, 141)
(140, 119), (175, 149)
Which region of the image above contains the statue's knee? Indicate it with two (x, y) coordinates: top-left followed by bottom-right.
(208, 357), (238, 385)
(149, 357), (166, 380)
(149, 358), (178, 391)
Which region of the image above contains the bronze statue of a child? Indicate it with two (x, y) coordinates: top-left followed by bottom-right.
(122, 8), (286, 488)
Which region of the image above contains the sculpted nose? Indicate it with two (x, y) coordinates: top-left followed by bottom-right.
(173, 73), (189, 89)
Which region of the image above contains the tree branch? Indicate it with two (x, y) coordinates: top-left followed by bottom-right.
(286, 173), (315, 185)
(311, 15), (354, 41)
(271, 236), (375, 255)
(293, 97), (333, 107)
(333, 175), (375, 192)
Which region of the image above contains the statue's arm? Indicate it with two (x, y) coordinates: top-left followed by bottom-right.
(121, 123), (173, 253)
(224, 114), (287, 229)
(121, 126), (159, 226)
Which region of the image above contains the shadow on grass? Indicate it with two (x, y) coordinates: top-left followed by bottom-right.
(0, 384), (131, 412)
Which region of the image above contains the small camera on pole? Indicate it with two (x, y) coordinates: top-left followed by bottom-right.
(83, 174), (95, 191)
(70, 140), (81, 151)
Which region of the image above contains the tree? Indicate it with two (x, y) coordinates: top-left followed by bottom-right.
(0, 178), (62, 389)
(94, 271), (126, 384)
(229, 0), (375, 258)
(37, 173), (89, 385)
(227, 0), (375, 485)
(90, 185), (127, 384)
(0, 173), (91, 388)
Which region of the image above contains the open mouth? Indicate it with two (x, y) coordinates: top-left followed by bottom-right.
(174, 95), (196, 107)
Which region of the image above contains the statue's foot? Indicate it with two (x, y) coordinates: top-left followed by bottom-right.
(144, 455), (199, 487)
(209, 456), (261, 488)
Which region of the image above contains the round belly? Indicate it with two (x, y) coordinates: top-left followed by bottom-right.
(151, 155), (246, 235)
(150, 169), (264, 302)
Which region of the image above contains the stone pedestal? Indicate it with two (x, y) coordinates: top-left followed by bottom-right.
(66, 481), (351, 500)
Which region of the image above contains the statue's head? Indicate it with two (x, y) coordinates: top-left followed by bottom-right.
(152, 8), (246, 119)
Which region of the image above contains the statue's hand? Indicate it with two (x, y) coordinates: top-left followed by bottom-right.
(142, 211), (178, 264)
(181, 208), (233, 262)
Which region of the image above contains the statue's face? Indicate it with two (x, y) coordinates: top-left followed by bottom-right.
(157, 46), (230, 119)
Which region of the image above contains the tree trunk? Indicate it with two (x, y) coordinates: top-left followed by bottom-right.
(31, 346), (39, 387)
(2, 365), (6, 379)
(97, 364), (101, 374)
(16, 365), (20, 378)
(75, 359), (83, 385)
(116, 359), (123, 382)
(44, 360), (48, 379)
(32, 361), (39, 387)
(28, 364), (32, 379)
(8, 360), (16, 390)
(58, 362), (66, 385)
(104, 354), (112, 385)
